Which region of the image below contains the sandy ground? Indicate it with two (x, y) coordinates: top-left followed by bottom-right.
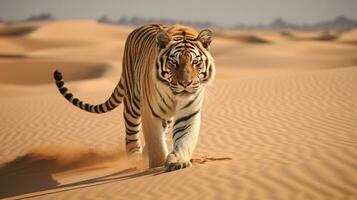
(0, 20), (356, 200)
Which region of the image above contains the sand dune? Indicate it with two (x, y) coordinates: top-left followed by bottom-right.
(0, 60), (109, 84)
(338, 29), (357, 44)
(0, 20), (129, 85)
(29, 20), (131, 41)
(215, 32), (271, 44)
(280, 31), (341, 41)
(0, 23), (40, 37)
(0, 22), (356, 199)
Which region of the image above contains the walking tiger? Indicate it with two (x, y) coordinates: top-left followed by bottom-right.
(54, 24), (215, 171)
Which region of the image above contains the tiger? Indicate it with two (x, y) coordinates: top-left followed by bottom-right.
(53, 24), (215, 172)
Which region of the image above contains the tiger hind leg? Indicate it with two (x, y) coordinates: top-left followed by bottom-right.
(124, 99), (143, 163)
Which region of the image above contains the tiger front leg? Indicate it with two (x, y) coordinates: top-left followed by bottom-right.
(165, 110), (201, 172)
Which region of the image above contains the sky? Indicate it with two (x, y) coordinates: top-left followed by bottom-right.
(0, 0), (356, 26)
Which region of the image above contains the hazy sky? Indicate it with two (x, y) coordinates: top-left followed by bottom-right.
(0, 0), (356, 26)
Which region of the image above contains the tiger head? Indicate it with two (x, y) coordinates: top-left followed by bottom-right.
(155, 26), (215, 96)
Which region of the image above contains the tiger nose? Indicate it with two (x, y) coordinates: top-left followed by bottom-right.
(178, 79), (192, 87)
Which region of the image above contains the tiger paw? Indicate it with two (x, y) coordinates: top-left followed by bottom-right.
(165, 153), (192, 172)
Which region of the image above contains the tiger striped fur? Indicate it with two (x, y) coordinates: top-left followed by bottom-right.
(54, 24), (215, 171)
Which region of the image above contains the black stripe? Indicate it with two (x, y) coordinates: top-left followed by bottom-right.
(134, 26), (155, 42)
(125, 124), (140, 133)
(166, 93), (175, 104)
(111, 91), (121, 104)
(84, 103), (90, 111)
(64, 93), (73, 100)
(174, 109), (200, 126)
(56, 81), (64, 88)
(126, 139), (139, 144)
(174, 131), (188, 143)
(126, 129), (140, 135)
(59, 87), (68, 94)
(202, 64), (212, 83)
(95, 106), (100, 113)
(156, 87), (170, 109)
(149, 101), (161, 119)
(133, 93), (140, 104)
(116, 87), (124, 98)
(160, 57), (165, 67)
(72, 98), (79, 106)
(99, 104), (105, 113)
(154, 88), (168, 114)
(173, 124), (191, 139)
(146, 90), (161, 119)
(131, 107), (140, 118)
(124, 99), (133, 115)
(182, 93), (200, 109)
(54, 70), (62, 81)
(135, 28), (157, 46)
(106, 101), (113, 110)
(78, 101), (83, 108)
(158, 104), (167, 114)
(156, 65), (170, 84)
(119, 80), (125, 89)
(124, 113), (140, 127)
(125, 98), (140, 118)
(132, 95), (140, 110)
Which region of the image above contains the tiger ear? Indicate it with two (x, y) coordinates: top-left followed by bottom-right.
(156, 30), (171, 49)
(197, 29), (213, 49)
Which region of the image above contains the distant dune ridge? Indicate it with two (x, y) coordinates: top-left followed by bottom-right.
(0, 21), (356, 199)
(2, 13), (357, 30)
(98, 15), (357, 31)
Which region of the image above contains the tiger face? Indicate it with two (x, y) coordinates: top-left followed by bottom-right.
(156, 28), (214, 96)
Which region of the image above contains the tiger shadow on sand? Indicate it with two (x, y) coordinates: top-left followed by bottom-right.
(0, 146), (231, 199)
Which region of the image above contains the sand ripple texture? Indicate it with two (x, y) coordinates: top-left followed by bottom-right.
(0, 67), (356, 200)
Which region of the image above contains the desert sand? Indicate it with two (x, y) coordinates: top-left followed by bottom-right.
(0, 20), (356, 199)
